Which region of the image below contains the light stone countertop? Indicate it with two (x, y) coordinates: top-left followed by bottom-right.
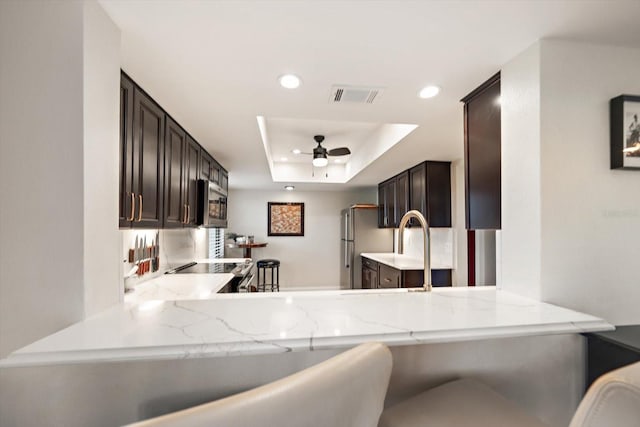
(124, 273), (235, 305)
(361, 253), (427, 270)
(0, 287), (612, 368)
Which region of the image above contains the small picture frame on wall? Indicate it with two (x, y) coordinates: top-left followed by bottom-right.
(268, 202), (305, 236)
(610, 94), (640, 170)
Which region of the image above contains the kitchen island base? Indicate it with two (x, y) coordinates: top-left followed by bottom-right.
(1, 334), (583, 427)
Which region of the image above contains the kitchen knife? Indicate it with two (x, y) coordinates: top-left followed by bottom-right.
(134, 236), (139, 264)
(150, 238), (155, 272)
(156, 231), (160, 271)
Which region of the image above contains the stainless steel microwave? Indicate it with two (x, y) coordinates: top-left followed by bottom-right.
(197, 179), (227, 228)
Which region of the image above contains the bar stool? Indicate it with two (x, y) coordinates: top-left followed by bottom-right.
(256, 259), (280, 292)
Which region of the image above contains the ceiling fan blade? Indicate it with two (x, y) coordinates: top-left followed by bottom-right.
(327, 147), (351, 156)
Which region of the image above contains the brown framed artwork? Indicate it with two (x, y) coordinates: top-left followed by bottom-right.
(268, 202), (305, 236)
(610, 94), (640, 170)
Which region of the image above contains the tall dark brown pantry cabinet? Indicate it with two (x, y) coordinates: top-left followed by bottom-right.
(462, 72), (501, 230)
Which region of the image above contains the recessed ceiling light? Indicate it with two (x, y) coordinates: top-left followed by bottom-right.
(419, 85), (440, 99)
(279, 74), (301, 89)
(284, 185), (295, 191)
(280, 157), (288, 161)
(292, 149), (301, 154)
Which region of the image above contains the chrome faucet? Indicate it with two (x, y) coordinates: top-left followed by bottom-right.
(397, 210), (432, 292)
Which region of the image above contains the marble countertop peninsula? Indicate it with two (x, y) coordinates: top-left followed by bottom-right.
(0, 287), (612, 368)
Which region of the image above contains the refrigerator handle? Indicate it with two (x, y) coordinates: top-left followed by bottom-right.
(343, 211), (350, 241)
(344, 240), (350, 268)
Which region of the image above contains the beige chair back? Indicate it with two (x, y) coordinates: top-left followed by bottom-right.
(569, 360), (640, 427)
(125, 342), (392, 427)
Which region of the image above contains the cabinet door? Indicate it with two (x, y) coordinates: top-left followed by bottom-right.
(377, 184), (385, 227)
(463, 72), (501, 229)
(379, 264), (400, 288)
(395, 171), (409, 226)
(185, 136), (200, 226)
(163, 116), (187, 228)
(119, 74), (134, 228)
(219, 169), (228, 193)
(200, 149), (213, 181)
(409, 163), (426, 217)
(132, 88), (164, 228)
(426, 162), (452, 227)
(409, 161), (451, 227)
(210, 160), (221, 185)
(370, 268), (378, 289)
(362, 267), (371, 289)
(384, 179), (396, 228)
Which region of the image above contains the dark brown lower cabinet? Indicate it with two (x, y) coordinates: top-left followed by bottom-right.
(362, 256), (452, 288)
(585, 325), (640, 392)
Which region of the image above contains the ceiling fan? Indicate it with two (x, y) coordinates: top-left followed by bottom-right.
(304, 135), (351, 167)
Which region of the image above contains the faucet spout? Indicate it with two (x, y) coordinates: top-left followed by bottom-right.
(397, 210), (432, 292)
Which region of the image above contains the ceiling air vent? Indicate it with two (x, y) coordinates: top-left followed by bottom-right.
(330, 85), (384, 104)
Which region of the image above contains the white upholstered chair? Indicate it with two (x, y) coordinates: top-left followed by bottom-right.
(125, 342), (392, 427)
(378, 360), (640, 427)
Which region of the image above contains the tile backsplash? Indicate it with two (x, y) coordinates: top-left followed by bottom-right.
(121, 228), (209, 289)
(394, 227), (455, 269)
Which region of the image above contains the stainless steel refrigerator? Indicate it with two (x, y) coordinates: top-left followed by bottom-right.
(340, 205), (394, 289)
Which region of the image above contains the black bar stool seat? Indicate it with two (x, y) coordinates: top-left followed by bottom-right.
(256, 259), (280, 292)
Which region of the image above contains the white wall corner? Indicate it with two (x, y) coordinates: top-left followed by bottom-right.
(499, 41), (543, 300)
(82, 0), (122, 316)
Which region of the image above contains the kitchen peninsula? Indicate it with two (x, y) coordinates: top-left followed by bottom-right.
(1, 287), (611, 367)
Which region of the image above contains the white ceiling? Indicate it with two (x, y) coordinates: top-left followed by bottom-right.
(100, 0), (640, 191)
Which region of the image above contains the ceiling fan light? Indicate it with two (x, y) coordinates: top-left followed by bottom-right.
(312, 155), (328, 167)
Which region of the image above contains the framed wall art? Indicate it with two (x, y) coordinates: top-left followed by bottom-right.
(268, 202), (304, 236)
(610, 94), (640, 170)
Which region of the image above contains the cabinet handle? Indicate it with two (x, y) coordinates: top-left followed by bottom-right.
(137, 195), (143, 222)
(187, 205), (190, 224)
(127, 193), (136, 221)
(384, 277), (392, 283)
(183, 204), (188, 224)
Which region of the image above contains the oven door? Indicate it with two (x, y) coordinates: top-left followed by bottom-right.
(237, 273), (255, 293)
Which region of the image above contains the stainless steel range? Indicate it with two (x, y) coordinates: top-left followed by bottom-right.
(165, 260), (254, 293)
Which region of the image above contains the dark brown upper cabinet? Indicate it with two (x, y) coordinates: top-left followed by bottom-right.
(462, 72), (501, 230)
(200, 149), (213, 181)
(378, 171), (409, 228)
(409, 161), (451, 227)
(219, 168), (229, 193)
(124, 84), (164, 228)
(395, 171), (410, 224)
(378, 162), (450, 228)
(163, 123), (200, 228)
(378, 178), (396, 228)
(119, 71), (226, 229)
(119, 74), (134, 228)
(163, 116), (187, 228)
(185, 136), (200, 226)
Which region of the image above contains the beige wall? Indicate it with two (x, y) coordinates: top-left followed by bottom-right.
(227, 188), (377, 290)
